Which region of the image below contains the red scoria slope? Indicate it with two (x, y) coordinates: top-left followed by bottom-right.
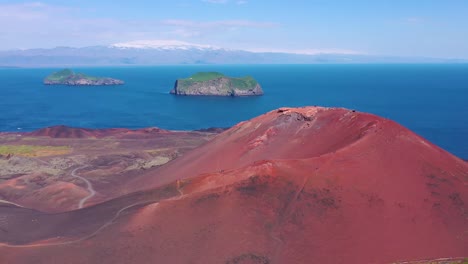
(0, 107), (466, 264)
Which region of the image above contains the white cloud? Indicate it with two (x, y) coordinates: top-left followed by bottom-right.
(0, 2), (67, 20)
(0, 2), (277, 49)
(202, 0), (229, 3)
(202, 0), (248, 4)
(0, 1), (358, 56)
(0, 2), (166, 49)
(404, 17), (424, 24)
(163, 19), (278, 28)
(161, 19), (278, 40)
(170, 28), (202, 38)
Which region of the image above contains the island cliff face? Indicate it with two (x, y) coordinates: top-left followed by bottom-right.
(44, 69), (124, 86)
(170, 72), (263, 96)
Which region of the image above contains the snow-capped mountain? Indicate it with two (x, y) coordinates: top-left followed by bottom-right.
(110, 40), (224, 51)
(0, 40), (464, 67)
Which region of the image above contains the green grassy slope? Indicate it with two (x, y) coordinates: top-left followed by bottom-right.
(187, 72), (225, 81)
(230, 76), (258, 89)
(45, 69), (99, 82)
(45, 69), (74, 82)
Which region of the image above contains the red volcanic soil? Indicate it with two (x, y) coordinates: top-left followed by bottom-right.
(129, 107), (467, 190)
(26, 125), (170, 138)
(0, 107), (466, 264)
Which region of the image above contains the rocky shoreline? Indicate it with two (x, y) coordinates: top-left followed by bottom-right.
(44, 78), (124, 86)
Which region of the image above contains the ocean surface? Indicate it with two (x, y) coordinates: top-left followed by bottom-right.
(0, 64), (467, 158)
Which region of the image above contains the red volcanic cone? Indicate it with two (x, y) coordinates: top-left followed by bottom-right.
(1, 107), (466, 264)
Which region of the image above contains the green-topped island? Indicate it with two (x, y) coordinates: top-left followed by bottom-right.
(44, 69), (124, 86)
(170, 72), (263, 96)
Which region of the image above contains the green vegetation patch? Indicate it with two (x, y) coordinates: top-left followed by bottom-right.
(69, 73), (98, 81)
(185, 72), (225, 82)
(177, 72), (258, 91)
(45, 69), (99, 82)
(230, 76), (258, 89)
(177, 72), (224, 89)
(45, 69), (74, 82)
(0, 145), (71, 157)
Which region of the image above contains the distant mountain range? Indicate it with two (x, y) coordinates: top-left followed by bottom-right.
(0, 40), (465, 66)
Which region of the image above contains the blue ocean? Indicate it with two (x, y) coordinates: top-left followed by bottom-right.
(0, 64), (467, 158)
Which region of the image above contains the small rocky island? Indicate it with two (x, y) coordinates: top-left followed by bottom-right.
(44, 69), (124, 86)
(170, 72), (263, 96)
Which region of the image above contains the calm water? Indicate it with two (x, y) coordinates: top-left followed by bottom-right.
(0, 64), (467, 158)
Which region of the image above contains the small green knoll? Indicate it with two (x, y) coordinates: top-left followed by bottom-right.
(44, 69), (124, 86)
(46, 69), (74, 82)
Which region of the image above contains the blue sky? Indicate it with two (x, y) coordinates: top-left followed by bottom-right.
(1, 0), (467, 58)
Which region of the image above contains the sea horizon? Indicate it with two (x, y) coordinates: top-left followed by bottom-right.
(1, 64), (467, 158)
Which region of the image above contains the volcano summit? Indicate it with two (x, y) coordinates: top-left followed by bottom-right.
(0, 107), (466, 264)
